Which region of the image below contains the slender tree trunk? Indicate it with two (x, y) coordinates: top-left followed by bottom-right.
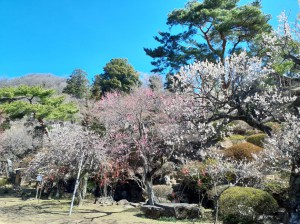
(213, 183), (219, 224)
(145, 176), (155, 205)
(289, 162), (300, 224)
(69, 152), (84, 216)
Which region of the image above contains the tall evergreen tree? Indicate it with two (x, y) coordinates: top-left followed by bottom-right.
(63, 69), (89, 99)
(91, 58), (141, 99)
(144, 0), (271, 75)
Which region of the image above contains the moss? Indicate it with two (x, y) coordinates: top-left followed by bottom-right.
(223, 142), (263, 161)
(245, 129), (261, 136)
(246, 133), (267, 147)
(228, 134), (245, 144)
(220, 187), (279, 224)
(263, 179), (289, 207)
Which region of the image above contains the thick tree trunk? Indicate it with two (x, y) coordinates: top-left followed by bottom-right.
(289, 162), (300, 224)
(146, 177), (155, 205)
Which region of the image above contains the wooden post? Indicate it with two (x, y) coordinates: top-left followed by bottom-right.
(69, 151), (84, 216)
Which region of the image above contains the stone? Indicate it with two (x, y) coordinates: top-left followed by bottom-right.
(95, 196), (116, 206)
(164, 175), (171, 185)
(158, 203), (201, 219)
(141, 205), (165, 219)
(117, 199), (129, 205)
(129, 202), (141, 208)
(141, 203), (201, 220)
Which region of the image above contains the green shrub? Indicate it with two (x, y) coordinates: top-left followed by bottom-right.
(223, 142), (263, 160)
(246, 133), (267, 147)
(220, 187), (279, 224)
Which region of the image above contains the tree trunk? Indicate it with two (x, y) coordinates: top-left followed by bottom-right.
(69, 152), (84, 216)
(81, 173), (88, 200)
(77, 186), (83, 206)
(289, 162), (300, 224)
(145, 177), (155, 205)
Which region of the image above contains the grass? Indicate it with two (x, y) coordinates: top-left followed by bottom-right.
(0, 196), (216, 224)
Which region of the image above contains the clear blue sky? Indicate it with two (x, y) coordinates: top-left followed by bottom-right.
(0, 0), (298, 81)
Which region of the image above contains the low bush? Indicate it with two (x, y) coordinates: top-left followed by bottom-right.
(246, 133), (267, 147)
(220, 186), (279, 224)
(223, 142), (263, 161)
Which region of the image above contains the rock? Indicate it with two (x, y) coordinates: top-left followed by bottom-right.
(141, 205), (165, 219)
(95, 196), (116, 206)
(129, 202), (141, 208)
(219, 138), (233, 149)
(257, 215), (280, 224)
(141, 203), (201, 220)
(277, 208), (288, 223)
(230, 120), (253, 135)
(164, 175), (171, 185)
(158, 203), (201, 219)
(291, 87), (300, 96)
(117, 199), (129, 205)
(123, 204), (135, 209)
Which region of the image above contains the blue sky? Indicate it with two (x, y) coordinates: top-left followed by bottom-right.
(0, 0), (299, 81)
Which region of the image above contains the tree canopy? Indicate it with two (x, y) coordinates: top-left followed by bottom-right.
(91, 58), (141, 99)
(0, 85), (78, 125)
(144, 0), (271, 75)
(62, 69), (89, 99)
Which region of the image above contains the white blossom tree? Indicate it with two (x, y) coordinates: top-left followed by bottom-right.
(262, 113), (300, 223)
(176, 51), (295, 136)
(27, 123), (107, 206)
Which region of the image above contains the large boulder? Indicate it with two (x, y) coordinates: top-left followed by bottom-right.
(141, 203), (201, 220)
(141, 205), (165, 219)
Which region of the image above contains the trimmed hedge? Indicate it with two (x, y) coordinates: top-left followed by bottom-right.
(246, 133), (267, 147)
(223, 142), (263, 160)
(220, 187), (278, 224)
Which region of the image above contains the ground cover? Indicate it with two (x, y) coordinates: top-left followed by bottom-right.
(0, 196), (214, 224)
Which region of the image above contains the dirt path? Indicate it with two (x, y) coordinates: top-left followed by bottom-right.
(0, 197), (211, 224)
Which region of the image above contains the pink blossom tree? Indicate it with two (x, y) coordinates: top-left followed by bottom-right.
(93, 88), (192, 205)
